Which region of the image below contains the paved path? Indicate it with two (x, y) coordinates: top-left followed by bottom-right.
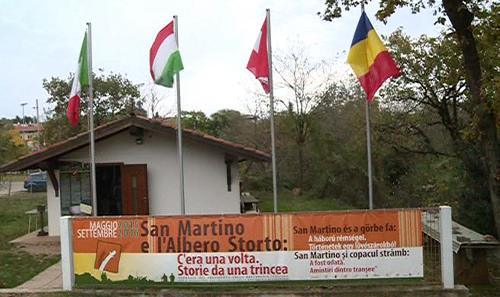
(0, 261), (63, 294)
(0, 181), (25, 196)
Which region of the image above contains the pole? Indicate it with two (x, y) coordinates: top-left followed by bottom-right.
(87, 22), (98, 216)
(35, 99), (40, 150)
(439, 206), (455, 288)
(173, 15), (186, 215)
(21, 103), (27, 124)
(360, 3), (373, 210)
(266, 9), (279, 213)
(365, 100), (373, 209)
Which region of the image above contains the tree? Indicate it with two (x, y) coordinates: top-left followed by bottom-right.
(373, 30), (495, 232)
(0, 123), (29, 165)
(13, 115), (35, 124)
(273, 45), (331, 189)
(321, 0), (500, 236)
(42, 70), (144, 144)
(308, 79), (370, 206)
(141, 83), (165, 118)
(381, 30), (473, 164)
(181, 111), (214, 135)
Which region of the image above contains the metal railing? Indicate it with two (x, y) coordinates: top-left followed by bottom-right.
(422, 208), (442, 283)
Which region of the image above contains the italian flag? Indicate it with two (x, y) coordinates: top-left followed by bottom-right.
(149, 21), (184, 88)
(67, 33), (89, 127)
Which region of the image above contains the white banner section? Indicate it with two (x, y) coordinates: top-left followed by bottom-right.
(74, 247), (423, 282)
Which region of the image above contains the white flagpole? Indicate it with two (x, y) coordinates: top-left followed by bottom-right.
(173, 15), (186, 215)
(266, 8), (279, 213)
(360, 4), (374, 210)
(86, 22), (98, 216)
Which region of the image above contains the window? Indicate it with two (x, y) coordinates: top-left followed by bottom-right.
(59, 163), (91, 216)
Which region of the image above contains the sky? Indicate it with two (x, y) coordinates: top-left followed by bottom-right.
(0, 0), (442, 120)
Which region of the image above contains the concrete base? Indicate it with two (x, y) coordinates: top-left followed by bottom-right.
(9, 230), (60, 256)
(69, 285), (468, 297)
(0, 283), (469, 296)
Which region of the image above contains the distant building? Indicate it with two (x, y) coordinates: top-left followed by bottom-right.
(14, 123), (43, 150)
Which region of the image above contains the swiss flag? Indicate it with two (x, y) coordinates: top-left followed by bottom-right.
(247, 17), (270, 94)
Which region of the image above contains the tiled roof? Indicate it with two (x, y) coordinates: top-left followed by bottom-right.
(423, 210), (499, 253)
(0, 115), (270, 172)
(14, 123), (44, 133)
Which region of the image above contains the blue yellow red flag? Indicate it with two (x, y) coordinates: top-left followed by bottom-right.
(347, 12), (400, 101)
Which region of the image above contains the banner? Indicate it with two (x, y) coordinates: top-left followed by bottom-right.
(71, 210), (423, 284)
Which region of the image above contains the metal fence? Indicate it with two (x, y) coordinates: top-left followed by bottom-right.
(422, 207), (442, 283)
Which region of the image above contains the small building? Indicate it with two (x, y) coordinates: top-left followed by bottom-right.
(0, 116), (270, 236)
(240, 192), (260, 213)
(14, 123), (44, 150)
(423, 212), (500, 285)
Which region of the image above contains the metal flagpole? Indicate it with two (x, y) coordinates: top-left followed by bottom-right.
(360, 4), (374, 210)
(266, 8), (279, 213)
(173, 15), (186, 215)
(365, 100), (374, 210)
(87, 22), (98, 216)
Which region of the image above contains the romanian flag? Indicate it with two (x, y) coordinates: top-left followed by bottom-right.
(347, 12), (400, 101)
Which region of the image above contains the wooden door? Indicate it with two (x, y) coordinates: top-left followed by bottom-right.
(121, 164), (149, 215)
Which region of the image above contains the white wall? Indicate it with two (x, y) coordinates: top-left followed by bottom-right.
(47, 170), (61, 236)
(48, 130), (240, 235)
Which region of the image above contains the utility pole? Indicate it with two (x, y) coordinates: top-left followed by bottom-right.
(20, 102), (28, 124)
(35, 99), (41, 149)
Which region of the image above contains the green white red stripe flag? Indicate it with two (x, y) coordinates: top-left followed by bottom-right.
(67, 32), (89, 127)
(149, 21), (184, 88)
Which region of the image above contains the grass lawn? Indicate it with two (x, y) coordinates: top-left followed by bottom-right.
(0, 173), (27, 183)
(256, 189), (353, 213)
(468, 284), (500, 297)
(0, 191), (60, 288)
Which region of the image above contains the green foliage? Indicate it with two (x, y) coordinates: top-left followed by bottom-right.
(319, 0), (490, 24)
(181, 109), (251, 140)
(475, 3), (500, 126)
(257, 190), (352, 213)
(0, 122), (29, 164)
(379, 29), (495, 234)
(181, 111), (212, 134)
(42, 70), (145, 145)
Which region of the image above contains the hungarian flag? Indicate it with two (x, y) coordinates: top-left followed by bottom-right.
(67, 32), (89, 127)
(66, 32), (89, 127)
(347, 12), (400, 101)
(149, 21), (184, 88)
(247, 17), (270, 94)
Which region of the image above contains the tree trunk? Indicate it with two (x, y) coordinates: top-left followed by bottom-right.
(298, 143), (304, 189)
(443, 0), (500, 237)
